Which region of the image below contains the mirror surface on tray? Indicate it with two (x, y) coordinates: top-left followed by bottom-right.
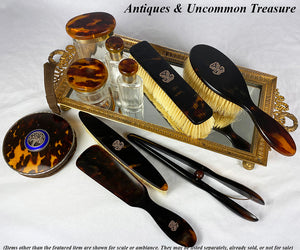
(69, 58), (262, 153)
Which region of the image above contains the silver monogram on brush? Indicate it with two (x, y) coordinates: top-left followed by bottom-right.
(209, 62), (225, 75)
(159, 70), (175, 83)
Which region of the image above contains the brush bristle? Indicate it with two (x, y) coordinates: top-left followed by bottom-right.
(212, 112), (237, 128)
(134, 59), (214, 139)
(183, 58), (241, 128)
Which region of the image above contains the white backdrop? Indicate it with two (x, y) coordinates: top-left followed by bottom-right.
(1, 0), (300, 248)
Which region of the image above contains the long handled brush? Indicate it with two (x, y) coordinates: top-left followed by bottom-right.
(183, 44), (296, 156)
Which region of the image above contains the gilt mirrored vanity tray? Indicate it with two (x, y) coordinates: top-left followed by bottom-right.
(44, 34), (298, 170)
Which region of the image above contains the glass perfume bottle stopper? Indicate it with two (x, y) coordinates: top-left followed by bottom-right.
(118, 58), (138, 83)
(105, 36), (124, 61)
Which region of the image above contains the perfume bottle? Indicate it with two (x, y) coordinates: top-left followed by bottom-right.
(117, 59), (144, 119)
(67, 58), (112, 109)
(65, 12), (116, 61)
(105, 36), (126, 107)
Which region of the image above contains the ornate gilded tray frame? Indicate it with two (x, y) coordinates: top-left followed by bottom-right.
(44, 35), (298, 169)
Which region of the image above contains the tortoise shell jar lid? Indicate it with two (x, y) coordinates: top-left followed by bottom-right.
(66, 12), (116, 41)
(67, 58), (108, 93)
(2, 112), (76, 177)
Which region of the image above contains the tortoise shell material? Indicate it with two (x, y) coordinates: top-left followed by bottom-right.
(105, 36), (124, 53)
(67, 58), (108, 92)
(79, 111), (168, 192)
(189, 44), (296, 156)
(76, 145), (197, 247)
(130, 41), (213, 125)
(3, 113), (76, 177)
(66, 12), (116, 40)
(118, 58), (138, 77)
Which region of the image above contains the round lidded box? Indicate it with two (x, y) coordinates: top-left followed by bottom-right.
(66, 12), (116, 60)
(67, 58), (112, 109)
(2, 113), (76, 177)
(66, 12), (116, 42)
(67, 58), (108, 93)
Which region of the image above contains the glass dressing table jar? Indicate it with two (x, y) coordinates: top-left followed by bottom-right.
(65, 12), (116, 61)
(67, 58), (112, 109)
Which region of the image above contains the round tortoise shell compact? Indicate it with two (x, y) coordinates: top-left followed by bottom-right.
(3, 112), (76, 177)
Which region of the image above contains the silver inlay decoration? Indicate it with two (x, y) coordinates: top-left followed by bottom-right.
(168, 220), (179, 231)
(159, 70), (175, 83)
(112, 140), (125, 151)
(209, 62), (225, 75)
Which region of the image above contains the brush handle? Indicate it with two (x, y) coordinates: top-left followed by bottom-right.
(245, 102), (296, 156)
(214, 125), (251, 151)
(140, 195), (197, 247)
